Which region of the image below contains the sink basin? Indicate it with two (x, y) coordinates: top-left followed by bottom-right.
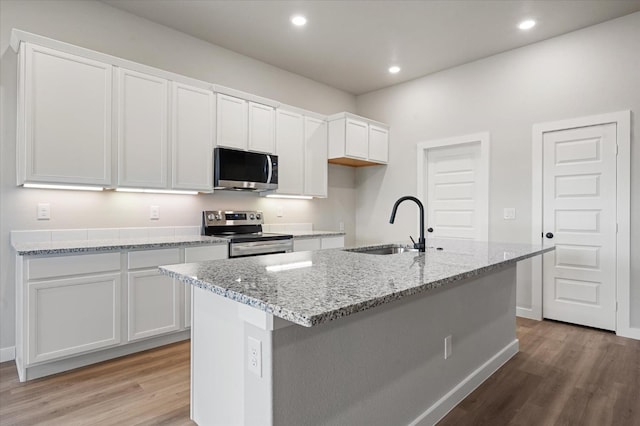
(344, 244), (419, 255)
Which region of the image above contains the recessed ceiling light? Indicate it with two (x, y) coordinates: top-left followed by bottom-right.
(291, 15), (307, 26)
(388, 66), (401, 74)
(518, 19), (536, 30)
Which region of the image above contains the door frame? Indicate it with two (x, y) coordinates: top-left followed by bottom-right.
(531, 110), (633, 338)
(416, 132), (490, 241)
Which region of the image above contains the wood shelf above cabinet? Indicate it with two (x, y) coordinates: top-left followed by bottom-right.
(328, 157), (384, 167)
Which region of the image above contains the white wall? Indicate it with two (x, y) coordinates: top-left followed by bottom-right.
(355, 13), (640, 328)
(0, 0), (357, 354)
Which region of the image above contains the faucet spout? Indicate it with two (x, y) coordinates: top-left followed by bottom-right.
(389, 196), (426, 252)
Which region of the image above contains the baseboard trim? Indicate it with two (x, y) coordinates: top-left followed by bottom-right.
(0, 346), (16, 363)
(409, 339), (519, 426)
(18, 331), (189, 381)
(617, 326), (640, 340)
(516, 307), (539, 320)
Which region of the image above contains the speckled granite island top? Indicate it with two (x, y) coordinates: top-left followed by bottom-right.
(159, 239), (554, 328)
(12, 235), (228, 256)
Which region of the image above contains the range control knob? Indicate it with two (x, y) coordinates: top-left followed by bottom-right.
(214, 214), (221, 220)
(256, 213), (262, 220)
(249, 213), (255, 220)
(207, 214), (215, 221)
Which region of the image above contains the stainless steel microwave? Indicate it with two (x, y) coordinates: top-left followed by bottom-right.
(214, 147), (278, 191)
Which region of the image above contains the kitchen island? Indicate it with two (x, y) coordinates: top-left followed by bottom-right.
(160, 239), (553, 426)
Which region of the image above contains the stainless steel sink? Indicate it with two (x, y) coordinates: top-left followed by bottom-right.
(344, 244), (419, 255)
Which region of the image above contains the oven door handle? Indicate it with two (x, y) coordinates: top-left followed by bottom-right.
(266, 155), (273, 184)
(233, 241), (292, 251)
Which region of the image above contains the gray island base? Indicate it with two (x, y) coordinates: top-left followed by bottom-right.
(160, 239), (553, 426)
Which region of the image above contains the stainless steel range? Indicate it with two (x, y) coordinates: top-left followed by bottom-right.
(202, 210), (293, 258)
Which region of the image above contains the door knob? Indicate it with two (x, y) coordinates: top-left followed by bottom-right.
(545, 232), (554, 239)
(427, 227), (434, 233)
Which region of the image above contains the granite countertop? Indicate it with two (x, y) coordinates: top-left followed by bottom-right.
(159, 238), (554, 328)
(12, 235), (228, 256)
(290, 230), (346, 239)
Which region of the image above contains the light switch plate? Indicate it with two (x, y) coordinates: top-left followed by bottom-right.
(150, 205), (160, 220)
(503, 208), (516, 220)
(37, 203), (50, 220)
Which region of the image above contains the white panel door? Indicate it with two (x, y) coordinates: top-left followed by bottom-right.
(275, 109), (304, 195)
(22, 44), (112, 186)
(542, 123), (617, 330)
(117, 68), (168, 188)
(171, 82), (214, 191)
(216, 94), (248, 150)
(248, 102), (275, 153)
(426, 143), (484, 240)
(344, 118), (368, 159)
(304, 117), (328, 197)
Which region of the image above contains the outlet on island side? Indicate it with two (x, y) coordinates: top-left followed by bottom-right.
(248, 336), (262, 377)
(444, 335), (452, 359)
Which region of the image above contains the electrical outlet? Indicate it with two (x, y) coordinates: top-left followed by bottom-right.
(503, 208), (516, 220)
(444, 335), (452, 359)
(276, 206), (284, 217)
(248, 337), (262, 377)
(339, 222), (345, 232)
(150, 205), (160, 220)
(37, 203), (50, 220)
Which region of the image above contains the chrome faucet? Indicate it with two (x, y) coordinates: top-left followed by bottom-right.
(389, 196), (426, 252)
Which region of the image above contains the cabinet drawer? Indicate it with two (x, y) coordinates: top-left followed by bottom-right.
(184, 245), (228, 262)
(293, 238), (321, 252)
(128, 248), (180, 269)
(27, 252), (120, 280)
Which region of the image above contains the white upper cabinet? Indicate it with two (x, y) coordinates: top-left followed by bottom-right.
(328, 112), (389, 166)
(275, 109), (305, 195)
(216, 93), (248, 150)
(248, 102), (275, 153)
(117, 68), (169, 189)
(216, 93), (276, 153)
(368, 125), (389, 163)
(304, 116), (328, 198)
(172, 83), (215, 192)
(344, 118), (368, 159)
(18, 43), (113, 186)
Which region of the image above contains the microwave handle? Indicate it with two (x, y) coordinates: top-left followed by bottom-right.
(266, 155), (273, 183)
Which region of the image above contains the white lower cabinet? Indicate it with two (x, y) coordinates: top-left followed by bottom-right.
(127, 270), (179, 341)
(15, 243), (228, 381)
(28, 272), (121, 364)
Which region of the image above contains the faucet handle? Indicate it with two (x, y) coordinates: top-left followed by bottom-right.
(409, 235), (416, 246)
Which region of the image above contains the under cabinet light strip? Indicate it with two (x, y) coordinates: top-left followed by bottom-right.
(23, 183), (105, 191)
(115, 188), (198, 195)
(265, 194), (313, 200)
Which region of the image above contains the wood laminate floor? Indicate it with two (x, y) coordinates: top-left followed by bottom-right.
(1, 318), (639, 425)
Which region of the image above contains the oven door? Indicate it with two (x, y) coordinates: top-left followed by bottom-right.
(229, 239), (293, 258)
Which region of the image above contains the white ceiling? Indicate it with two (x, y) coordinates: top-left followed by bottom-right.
(102, 0), (640, 95)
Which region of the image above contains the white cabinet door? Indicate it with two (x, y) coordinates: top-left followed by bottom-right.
(344, 118), (368, 159)
(248, 102), (275, 153)
(304, 117), (328, 197)
(117, 68), (168, 188)
(275, 109), (304, 195)
(368, 125), (389, 163)
(293, 238), (321, 252)
(127, 270), (180, 341)
(28, 273), (121, 363)
(216, 94), (248, 150)
(20, 43), (112, 186)
(172, 83), (215, 191)
(321, 236), (345, 249)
